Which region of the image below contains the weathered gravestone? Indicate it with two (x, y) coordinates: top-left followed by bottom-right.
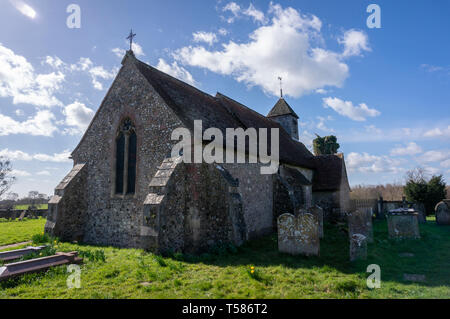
(347, 209), (373, 243)
(435, 200), (450, 225)
(18, 211), (26, 221)
(277, 213), (320, 256)
(350, 233), (367, 262)
(387, 209), (420, 239)
(412, 202), (426, 223)
(309, 206), (324, 238)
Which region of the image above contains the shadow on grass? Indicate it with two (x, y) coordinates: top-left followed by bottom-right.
(163, 220), (450, 288)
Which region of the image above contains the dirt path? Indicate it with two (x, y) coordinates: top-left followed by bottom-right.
(0, 241), (32, 251)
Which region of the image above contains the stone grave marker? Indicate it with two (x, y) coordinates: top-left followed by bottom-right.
(347, 209), (373, 243)
(350, 233), (367, 261)
(277, 212), (320, 256)
(435, 200), (450, 225)
(387, 209), (420, 239)
(412, 202), (426, 223)
(309, 206), (324, 238)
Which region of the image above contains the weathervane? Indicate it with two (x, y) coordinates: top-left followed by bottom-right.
(126, 29), (136, 51)
(278, 76), (283, 98)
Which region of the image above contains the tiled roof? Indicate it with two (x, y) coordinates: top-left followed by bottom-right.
(267, 98), (299, 119)
(312, 154), (350, 192)
(135, 58), (315, 169)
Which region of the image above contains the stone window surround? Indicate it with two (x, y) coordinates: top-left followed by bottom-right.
(111, 115), (139, 200)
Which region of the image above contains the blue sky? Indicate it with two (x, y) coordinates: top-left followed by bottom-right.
(0, 0), (449, 197)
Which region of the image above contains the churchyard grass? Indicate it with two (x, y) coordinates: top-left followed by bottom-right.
(0, 217), (449, 298)
(0, 218), (47, 247)
(13, 204), (48, 210)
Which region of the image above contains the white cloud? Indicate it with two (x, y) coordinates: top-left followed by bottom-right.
(10, 0), (36, 19)
(424, 125), (450, 138)
(36, 170), (51, 176)
(223, 2), (241, 23)
(63, 101), (94, 133)
(243, 4), (266, 23)
(339, 29), (370, 57)
(44, 56), (65, 69)
(218, 28), (228, 36)
(390, 142), (422, 156)
(316, 116), (334, 132)
(112, 48), (125, 59)
(71, 57), (117, 90)
(419, 150), (450, 163)
(131, 42), (145, 57)
(0, 149), (32, 161)
(0, 110), (58, 136)
(347, 152), (402, 174)
(175, 3), (350, 98)
(156, 58), (196, 86)
(441, 159), (450, 168)
(193, 32), (218, 46)
(112, 41), (145, 58)
(11, 169), (31, 177)
(322, 97), (380, 121)
(0, 43), (64, 107)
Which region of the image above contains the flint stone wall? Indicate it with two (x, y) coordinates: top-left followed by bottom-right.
(143, 160), (246, 254)
(45, 164), (88, 242)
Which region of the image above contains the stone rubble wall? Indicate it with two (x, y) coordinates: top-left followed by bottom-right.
(45, 164), (88, 242)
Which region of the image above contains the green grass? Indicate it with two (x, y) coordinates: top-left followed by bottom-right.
(13, 204), (48, 210)
(0, 218), (47, 247)
(0, 217), (449, 298)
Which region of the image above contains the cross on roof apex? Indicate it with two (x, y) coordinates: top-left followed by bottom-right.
(126, 29), (136, 51)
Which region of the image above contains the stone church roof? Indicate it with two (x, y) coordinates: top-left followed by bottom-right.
(134, 57), (316, 169)
(267, 98), (299, 119)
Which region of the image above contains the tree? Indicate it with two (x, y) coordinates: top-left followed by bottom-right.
(313, 134), (340, 156)
(404, 168), (446, 215)
(0, 157), (16, 198)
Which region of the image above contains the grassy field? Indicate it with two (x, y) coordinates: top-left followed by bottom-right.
(0, 218), (47, 246)
(0, 217), (449, 299)
(13, 204), (48, 210)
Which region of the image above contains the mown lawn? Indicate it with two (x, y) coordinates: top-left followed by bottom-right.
(14, 204), (48, 210)
(0, 218), (47, 246)
(0, 217), (449, 299)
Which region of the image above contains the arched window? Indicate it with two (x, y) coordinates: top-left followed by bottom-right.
(115, 118), (137, 195)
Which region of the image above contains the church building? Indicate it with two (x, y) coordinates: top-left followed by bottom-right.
(45, 50), (350, 253)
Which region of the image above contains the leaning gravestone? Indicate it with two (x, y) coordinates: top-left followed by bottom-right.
(350, 233), (367, 262)
(18, 211), (26, 221)
(277, 213), (320, 256)
(347, 209), (373, 243)
(308, 206), (324, 238)
(387, 208), (420, 239)
(435, 200), (450, 225)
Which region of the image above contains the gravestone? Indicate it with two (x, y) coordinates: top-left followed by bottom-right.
(350, 233), (367, 261)
(412, 202), (426, 223)
(18, 211), (26, 221)
(387, 209), (420, 239)
(435, 200), (450, 225)
(277, 213), (320, 256)
(347, 209), (373, 243)
(308, 206), (324, 238)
